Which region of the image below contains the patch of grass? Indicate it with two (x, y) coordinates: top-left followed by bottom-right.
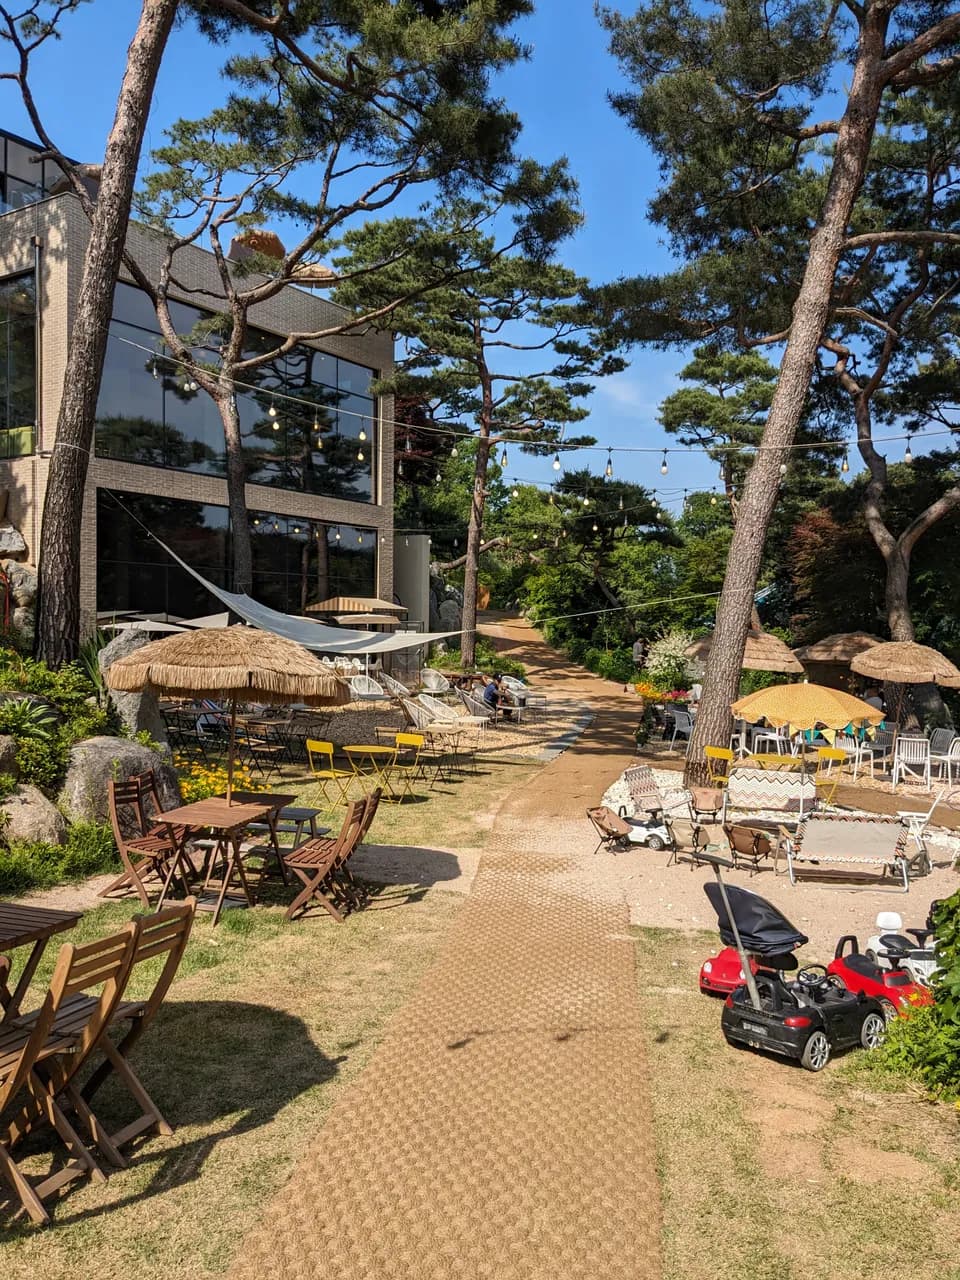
(633, 926), (960, 1280)
(0, 821), (118, 895)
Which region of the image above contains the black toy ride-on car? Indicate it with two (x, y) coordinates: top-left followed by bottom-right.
(702, 864), (887, 1072)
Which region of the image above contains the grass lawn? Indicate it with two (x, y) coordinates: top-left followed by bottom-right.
(635, 927), (960, 1280)
(0, 753), (539, 1273)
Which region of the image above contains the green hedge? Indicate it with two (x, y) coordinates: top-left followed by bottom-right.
(0, 822), (118, 896)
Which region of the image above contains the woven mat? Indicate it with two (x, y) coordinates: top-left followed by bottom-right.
(228, 701), (662, 1280)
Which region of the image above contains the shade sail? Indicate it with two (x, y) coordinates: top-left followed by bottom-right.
(851, 641), (960, 687)
(141, 534), (459, 654)
(687, 629), (803, 675)
(731, 682), (884, 733)
(793, 632), (883, 664)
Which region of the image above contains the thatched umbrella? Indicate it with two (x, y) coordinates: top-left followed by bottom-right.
(104, 626), (351, 802)
(793, 632), (883, 665)
(686, 628), (803, 675)
(851, 640), (960, 726)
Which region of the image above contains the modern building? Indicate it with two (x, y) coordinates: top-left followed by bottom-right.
(0, 127), (395, 633)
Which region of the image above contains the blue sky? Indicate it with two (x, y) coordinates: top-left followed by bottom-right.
(1, 2), (770, 509)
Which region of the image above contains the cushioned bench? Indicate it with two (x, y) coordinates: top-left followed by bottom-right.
(722, 766), (817, 824)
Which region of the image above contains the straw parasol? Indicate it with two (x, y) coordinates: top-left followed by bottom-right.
(731, 682), (885, 734)
(850, 640), (960, 688)
(793, 632), (883, 665)
(305, 595), (406, 615)
(686, 628), (803, 675)
(104, 626), (351, 802)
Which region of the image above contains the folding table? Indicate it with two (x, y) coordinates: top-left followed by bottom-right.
(0, 903), (82, 1022)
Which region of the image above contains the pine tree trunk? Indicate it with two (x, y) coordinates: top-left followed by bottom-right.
(34, 0), (178, 667)
(461, 436), (491, 668)
(685, 12), (891, 785)
(217, 391), (254, 593)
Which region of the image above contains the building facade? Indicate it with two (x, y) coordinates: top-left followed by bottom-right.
(0, 128), (395, 632)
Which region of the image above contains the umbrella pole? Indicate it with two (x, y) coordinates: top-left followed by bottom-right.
(226, 695), (238, 805)
(711, 862), (762, 1011)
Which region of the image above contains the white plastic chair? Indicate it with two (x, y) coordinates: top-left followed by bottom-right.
(835, 733), (867, 779)
(669, 708), (693, 751)
(501, 674), (548, 716)
(891, 735), (931, 791)
(379, 671), (412, 699)
(937, 738), (960, 785)
(929, 728), (958, 778)
(896, 788), (944, 852)
(420, 668), (451, 695)
(348, 675), (388, 702)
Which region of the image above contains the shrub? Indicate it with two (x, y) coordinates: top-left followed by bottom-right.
(874, 889), (960, 1099)
(427, 639), (526, 679)
(0, 698), (58, 740)
(176, 757), (256, 803)
(645, 630), (695, 692)
(0, 821), (117, 895)
(14, 735), (69, 792)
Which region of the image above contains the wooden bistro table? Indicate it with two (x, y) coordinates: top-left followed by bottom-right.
(0, 903), (82, 1022)
(157, 794), (295, 926)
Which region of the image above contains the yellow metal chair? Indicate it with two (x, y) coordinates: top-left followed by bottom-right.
(387, 732), (425, 802)
(704, 745), (734, 788)
(306, 739), (354, 805)
(814, 747), (847, 806)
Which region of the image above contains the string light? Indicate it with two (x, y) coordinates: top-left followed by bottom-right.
(548, 491), (554, 506)
(357, 532), (363, 544)
(779, 462), (788, 476)
(397, 460), (403, 477)
(552, 452), (561, 471)
(582, 495), (590, 507)
(710, 490), (718, 505)
(605, 449), (613, 479)
(512, 486), (520, 498)
(618, 495), (624, 511)
(660, 450), (669, 475)
(253, 517), (260, 526)
(904, 435), (914, 464)
(357, 447), (365, 461)
(272, 419), (280, 431)
(435, 470), (442, 484)
(499, 446), (508, 467)
(841, 452), (849, 474)
(592, 521), (599, 532)
(335, 526), (341, 541)
(358, 425), (367, 442)
(268, 400), (277, 418)
(405, 436), (412, 454)
(451, 443), (458, 458)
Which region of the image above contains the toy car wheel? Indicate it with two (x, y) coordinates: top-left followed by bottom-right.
(879, 998), (897, 1024)
(860, 1012), (886, 1050)
(800, 1030), (831, 1072)
(646, 835), (666, 851)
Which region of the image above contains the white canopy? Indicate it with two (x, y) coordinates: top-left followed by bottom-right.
(149, 537), (459, 655)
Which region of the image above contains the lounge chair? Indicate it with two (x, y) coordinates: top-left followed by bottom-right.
(348, 674), (388, 702)
(420, 668), (451, 695)
(586, 806), (635, 855)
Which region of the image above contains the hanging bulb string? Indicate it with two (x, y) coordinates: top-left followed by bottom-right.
(115, 335), (952, 460)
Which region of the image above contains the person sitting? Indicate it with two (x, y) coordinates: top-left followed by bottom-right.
(482, 673), (512, 719)
(863, 686), (884, 712)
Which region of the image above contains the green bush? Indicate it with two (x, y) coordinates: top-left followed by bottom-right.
(14, 735), (70, 792)
(428, 640), (526, 679)
(578, 645), (637, 684)
(874, 889), (960, 1099)
(0, 821), (118, 895)
(0, 698), (58, 740)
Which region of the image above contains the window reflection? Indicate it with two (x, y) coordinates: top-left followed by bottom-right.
(95, 283), (377, 502)
(0, 272), (36, 456)
(97, 489), (377, 618)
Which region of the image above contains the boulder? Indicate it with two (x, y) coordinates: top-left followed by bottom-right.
(11, 606), (34, 644)
(0, 559), (37, 605)
(0, 734), (18, 777)
(99, 630), (169, 745)
(0, 523), (26, 558)
(59, 736), (181, 823)
(438, 598), (462, 631)
(2, 783), (67, 846)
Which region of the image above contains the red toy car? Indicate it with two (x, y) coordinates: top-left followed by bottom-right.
(827, 935), (933, 1020)
(700, 946), (759, 995)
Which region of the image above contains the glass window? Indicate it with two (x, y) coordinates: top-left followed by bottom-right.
(98, 490), (377, 618)
(0, 273), (36, 455)
(338, 357), (374, 397)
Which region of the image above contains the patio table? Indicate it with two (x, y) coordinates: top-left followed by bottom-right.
(158, 795), (293, 925)
(0, 903), (82, 1022)
(344, 744), (399, 799)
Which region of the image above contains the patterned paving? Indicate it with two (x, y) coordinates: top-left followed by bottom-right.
(228, 649), (661, 1280)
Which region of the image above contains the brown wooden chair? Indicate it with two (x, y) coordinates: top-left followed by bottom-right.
(586, 806), (634, 855)
(333, 789), (383, 908)
(283, 799), (367, 921)
(101, 776), (194, 909)
(0, 924), (137, 1224)
(723, 823), (773, 876)
(48, 901), (197, 1168)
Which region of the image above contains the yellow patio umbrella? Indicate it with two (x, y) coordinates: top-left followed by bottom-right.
(731, 682), (885, 735)
(105, 625), (351, 802)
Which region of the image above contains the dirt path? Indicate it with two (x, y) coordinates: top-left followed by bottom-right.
(227, 617), (661, 1280)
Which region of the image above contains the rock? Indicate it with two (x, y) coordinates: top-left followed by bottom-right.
(11, 606), (34, 643)
(0, 735), (18, 777)
(0, 523), (26, 558)
(2, 783), (67, 845)
(59, 736), (181, 823)
(1, 560), (37, 606)
(438, 598), (462, 631)
(99, 631), (169, 745)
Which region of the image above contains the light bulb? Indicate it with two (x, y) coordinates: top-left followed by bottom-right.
(618, 495), (624, 511)
(293, 525), (300, 534)
(552, 452), (561, 471)
(397, 461), (403, 477)
(652, 498), (658, 509)
(605, 450), (613, 479)
(548, 492), (554, 506)
(779, 462), (787, 476)
(512, 486), (519, 498)
(405, 437), (412, 454)
(841, 453), (849, 474)
(435, 470), (442, 483)
(273, 521), (279, 531)
(358, 426), (367, 441)
(313, 416), (320, 432)
(583, 496), (590, 507)
(335, 527), (341, 541)
(358, 533), (363, 544)
(500, 447), (508, 468)
(561, 528), (567, 539)
(268, 402), (277, 418)
(357, 447), (364, 461)
(451, 444), (458, 458)
(904, 439), (913, 464)
(660, 451), (668, 475)
(273, 420), (280, 431)
(592, 521), (598, 532)
(253, 518), (260, 526)
(710, 493), (717, 506)
(453, 537), (459, 548)
(316, 435), (322, 450)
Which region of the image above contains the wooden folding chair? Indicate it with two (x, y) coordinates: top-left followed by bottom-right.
(0, 924), (136, 1224)
(334, 789), (383, 908)
(283, 800), (366, 921)
(586, 806), (634, 855)
(101, 777), (194, 909)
